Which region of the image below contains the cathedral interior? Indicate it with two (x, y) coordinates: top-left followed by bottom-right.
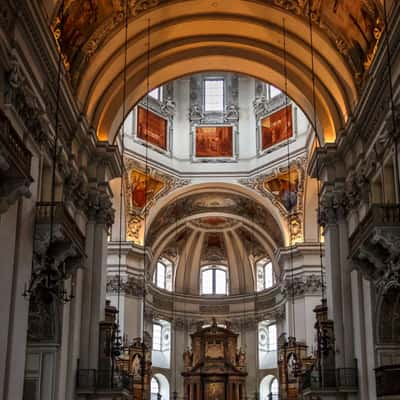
(0, 1), (400, 400)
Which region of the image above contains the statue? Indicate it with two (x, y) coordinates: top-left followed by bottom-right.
(183, 347), (193, 369)
(237, 347), (246, 368)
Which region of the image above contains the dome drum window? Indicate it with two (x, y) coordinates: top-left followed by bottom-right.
(200, 265), (229, 295)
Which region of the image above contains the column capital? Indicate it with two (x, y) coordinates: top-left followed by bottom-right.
(319, 188), (349, 227)
(85, 184), (115, 226)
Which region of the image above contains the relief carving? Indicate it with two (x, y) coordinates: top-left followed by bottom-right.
(106, 275), (145, 297)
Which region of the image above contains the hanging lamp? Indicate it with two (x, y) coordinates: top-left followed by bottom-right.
(307, 7), (332, 359)
(111, 0), (131, 360)
(281, 17), (302, 379)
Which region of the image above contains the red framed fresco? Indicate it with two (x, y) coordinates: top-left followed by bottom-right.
(195, 126), (233, 158)
(261, 105), (293, 150)
(137, 106), (168, 150)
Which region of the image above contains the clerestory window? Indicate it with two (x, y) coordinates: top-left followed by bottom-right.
(200, 265), (228, 295)
(256, 259), (275, 291)
(204, 79), (224, 112)
(153, 259), (173, 291)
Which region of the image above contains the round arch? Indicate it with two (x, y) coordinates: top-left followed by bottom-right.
(145, 182), (289, 245)
(152, 373), (170, 400)
(260, 374), (279, 400)
(70, 0), (359, 144)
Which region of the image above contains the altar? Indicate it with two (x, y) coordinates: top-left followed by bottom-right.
(182, 320), (247, 400)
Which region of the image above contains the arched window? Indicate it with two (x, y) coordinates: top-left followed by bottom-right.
(151, 374), (170, 400)
(260, 375), (279, 400)
(152, 324), (162, 351)
(257, 259), (274, 291)
(258, 322), (277, 369)
(200, 266), (228, 295)
(270, 378), (279, 397)
(152, 320), (171, 369)
(151, 377), (160, 398)
(153, 259), (173, 291)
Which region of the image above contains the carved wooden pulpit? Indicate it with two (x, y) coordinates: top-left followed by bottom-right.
(182, 320), (247, 400)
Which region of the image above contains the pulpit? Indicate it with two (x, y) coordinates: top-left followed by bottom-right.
(182, 320), (247, 400)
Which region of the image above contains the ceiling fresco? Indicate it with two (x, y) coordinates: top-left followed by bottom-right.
(201, 233), (228, 263)
(145, 191), (284, 248)
(52, 0), (383, 85)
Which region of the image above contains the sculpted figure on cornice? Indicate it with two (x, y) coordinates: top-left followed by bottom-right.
(345, 170), (370, 210)
(5, 52), (51, 147)
(63, 168), (89, 211)
(352, 227), (400, 290)
(253, 92), (286, 120)
(224, 104), (240, 123)
(189, 104), (204, 123)
(0, 113), (32, 213)
(160, 97), (177, 120)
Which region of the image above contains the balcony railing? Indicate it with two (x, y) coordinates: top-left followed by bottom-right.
(302, 368), (358, 391)
(36, 202), (85, 255)
(76, 369), (132, 392)
(349, 204), (400, 253)
(375, 364), (400, 397)
(0, 108), (32, 178)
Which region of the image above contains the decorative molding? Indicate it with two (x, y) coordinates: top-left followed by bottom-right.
(124, 159), (189, 243)
(240, 156), (306, 242)
(125, 158), (190, 217)
(86, 185), (115, 226)
(0, 176), (32, 214)
(106, 275), (145, 297)
(352, 226), (400, 289)
(282, 274), (324, 298)
(199, 304), (230, 314)
(0, 108), (33, 214)
(240, 156), (306, 216)
(253, 92), (286, 120)
(189, 74), (240, 162)
(4, 50), (52, 148)
(344, 170), (370, 211)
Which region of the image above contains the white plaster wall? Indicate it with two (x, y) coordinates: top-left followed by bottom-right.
(238, 76), (257, 159)
(124, 75), (311, 177)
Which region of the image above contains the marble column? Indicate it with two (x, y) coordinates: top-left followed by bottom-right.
(338, 217), (355, 366)
(0, 203), (19, 400)
(0, 155), (39, 400)
(65, 269), (84, 400)
(79, 218), (109, 369)
(321, 212), (345, 368)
